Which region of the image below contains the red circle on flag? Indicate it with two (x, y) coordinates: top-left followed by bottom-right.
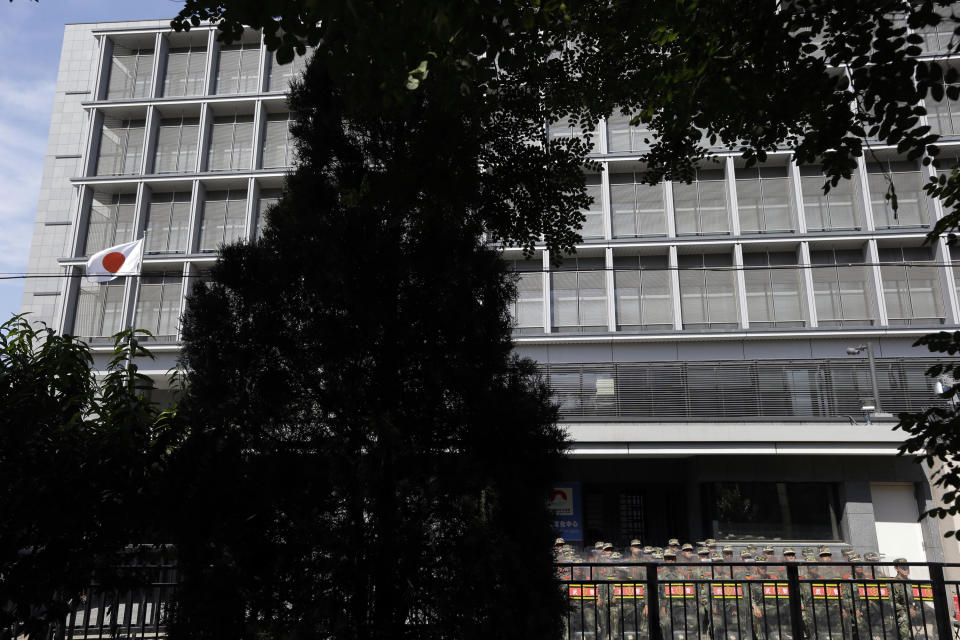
(102, 252), (126, 273)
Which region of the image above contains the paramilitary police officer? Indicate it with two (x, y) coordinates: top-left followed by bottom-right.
(661, 548), (699, 640)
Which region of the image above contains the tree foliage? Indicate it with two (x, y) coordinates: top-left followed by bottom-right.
(0, 318), (173, 638)
(166, 56), (568, 640)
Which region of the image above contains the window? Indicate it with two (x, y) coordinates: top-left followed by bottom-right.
(918, 2), (960, 54)
(613, 255), (672, 331)
(84, 192), (136, 256)
(254, 189), (281, 240)
(610, 172), (667, 238)
(606, 112), (653, 153)
(704, 482), (841, 541)
(678, 253), (737, 329)
(926, 85), (960, 138)
(96, 118), (145, 176)
(162, 46), (207, 97)
(672, 169), (729, 235)
(144, 192), (191, 254)
(735, 166), (794, 233)
(800, 167), (861, 231)
(551, 257), (608, 332)
(153, 116), (199, 174)
(879, 247), (944, 325)
(743, 251), (805, 328)
(73, 282), (125, 339)
(867, 161), (929, 229)
(207, 114), (254, 171)
(810, 248), (875, 327)
(261, 112), (296, 169)
(134, 274), (183, 339)
(215, 43), (261, 94)
(267, 47), (312, 92)
(547, 118), (597, 153)
(508, 261), (544, 334)
(580, 175), (604, 239)
(199, 189), (247, 251)
(106, 45), (154, 100)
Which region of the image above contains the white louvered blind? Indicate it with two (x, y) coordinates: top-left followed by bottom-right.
(879, 247), (944, 324)
(107, 47), (154, 100)
(73, 282), (125, 338)
(145, 192), (191, 254)
(262, 113), (295, 169)
(742, 252), (804, 328)
(581, 177), (604, 239)
(800, 167), (860, 231)
(200, 190), (248, 251)
(678, 254), (737, 329)
(551, 260), (608, 331)
(216, 44), (261, 94)
(268, 47), (313, 92)
(811, 249), (874, 327)
(96, 118), (145, 176)
(163, 47), (207, 97)
(254, 190), (281, 239)
(84, 192), (136, 255)
(867, 161), (928, 229)
(153, 117), (199, 174)
(610, 173), (666, 238)
(207, 115), (254, 171)
(135, 275), (183, 338)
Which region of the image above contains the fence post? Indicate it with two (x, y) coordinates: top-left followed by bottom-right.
(786, 563), (805, 640)
(648, 562), (662, 640)
(929, 562), (952, 640)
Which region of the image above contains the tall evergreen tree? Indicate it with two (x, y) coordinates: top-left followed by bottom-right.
(169, 58), (568, 640)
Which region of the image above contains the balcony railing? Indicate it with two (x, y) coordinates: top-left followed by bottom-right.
(557, 561), (960, 640)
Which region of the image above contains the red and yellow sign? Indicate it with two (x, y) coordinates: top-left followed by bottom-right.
(663, 583), (698, 599)
(762, 583), (791, 599)
(811, 583), (841, 600)
(856, 583), (890, 600)
(712, 583), (745, 599)
(613, 584), (645, 599)
(911, 584), (934, 602)
(568, 584), (597, 600)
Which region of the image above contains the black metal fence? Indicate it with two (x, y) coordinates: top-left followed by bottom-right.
(556, 562), (960, 640)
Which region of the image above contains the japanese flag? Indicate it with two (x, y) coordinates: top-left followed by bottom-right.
(85, 239), (144, 283)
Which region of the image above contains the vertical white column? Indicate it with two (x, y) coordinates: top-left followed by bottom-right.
(799, 241), (818, 328)
(84, 110), (105, 177)
(244, 177), (258, 242)
(938, 239), (960, 325)
(141, 105), (158, 175)
(664, 181), (677, 238)
(857, 156), (877, 232)
(93, 36), (113, 101)
(251, 99), (266, 171)
(669, 245), (683, 330)
(597, 117), (608, 156)
(790, 158), (808, 234)
(726, 156), (741, 236)
(120, 182), (150, 332)
(605, 247), (617, 332)
(733, 243), (749, 329)
(601, 163), (613, 241)
(542, 250), (552, 333)
(151, 32), (167, 99)
(204, 29), (218, 95)
(257, 31), (269, 93)
(866, 238), (888, 326)
(187, 180), (204, 255)
(177, 261), (191, 340)
(195, 103), (212, 172)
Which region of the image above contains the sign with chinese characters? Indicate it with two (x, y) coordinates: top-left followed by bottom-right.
(549, 482), (583, 541)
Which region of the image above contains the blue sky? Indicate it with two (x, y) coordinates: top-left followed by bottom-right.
(0, 0), (187, 323)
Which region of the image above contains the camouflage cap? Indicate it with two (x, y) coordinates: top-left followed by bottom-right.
(630, 539), (643, 547)
(804, 554), (817, 562)
(706, 538), (718, 547)
(603, 542), (615, 551)
(893, 557), (909, 565)
(663, 549), (677, 558)
(555, 538), (565, 545)
(711, 553), (724, 562)
(652, 552), (664, 560)
(681, 543), (694, 551)
(722, 546), (735, 553)
(864, 552), (879, 561)
(743, 556), (756, 563)
(782, 548), (796, 555)
(801, 547), (814, 555)
(654, 546), (664, 554)
(668, 538), (680, 546)
(611, 551), (622, 559)
(740, 550), (753, 559)
(763, 546), (775, 554)
(595, 541), (606, 549)
(818, 546), (833, 556)
(643, 546), (654, 553)
(697, 547), (710, 556)
(848, 553), (862, 561)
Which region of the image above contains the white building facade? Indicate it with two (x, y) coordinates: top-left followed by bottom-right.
(20, 18), (960, 562)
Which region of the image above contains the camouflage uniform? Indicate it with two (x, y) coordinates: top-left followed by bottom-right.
(661, 550), (700, 640)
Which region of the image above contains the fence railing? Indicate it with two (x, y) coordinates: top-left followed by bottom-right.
(556, 562), (960, 640)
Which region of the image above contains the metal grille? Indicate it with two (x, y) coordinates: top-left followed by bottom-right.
(541, 358), (947, 420)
